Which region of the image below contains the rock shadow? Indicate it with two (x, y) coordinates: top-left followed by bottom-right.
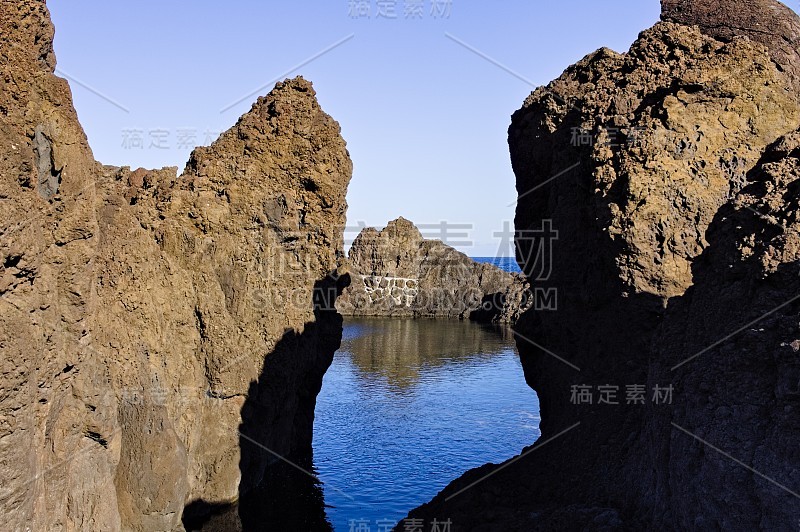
(401, 131), (800, 529)
(183, 273), (350, 531)
(468, 291), (520, 323)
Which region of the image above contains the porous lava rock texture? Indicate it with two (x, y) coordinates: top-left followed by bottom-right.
(661, 0), (800, 91)
(403, 1), (800, 530)
(0, 1), (352, 530)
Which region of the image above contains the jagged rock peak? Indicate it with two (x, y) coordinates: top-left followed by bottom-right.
(350, 217), (423, 244)
(374, 217), (424, 242)
(180, 74), (352, 268)
(0, 2), (353, 530)
(185, 75), (350, 187)
(347, 217), (426, 280)
(229, 76), (328, 139)
(338, 217), (530, 323)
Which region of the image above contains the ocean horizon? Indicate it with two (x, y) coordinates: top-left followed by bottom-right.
(471, 256), (522, 274)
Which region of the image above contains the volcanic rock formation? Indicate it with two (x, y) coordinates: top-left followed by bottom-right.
(0, 2), (351, 530)
(661, 0), (800, 91)
(404, 1), (800, 530)
(336, 217), (530, 323)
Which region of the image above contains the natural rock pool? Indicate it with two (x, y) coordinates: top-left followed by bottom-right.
(185, 317), (538, 531)
(314, 317), (540, 530)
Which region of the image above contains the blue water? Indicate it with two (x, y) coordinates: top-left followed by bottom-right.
(471, 256), (522, 273)
(313, 318), (540, 530)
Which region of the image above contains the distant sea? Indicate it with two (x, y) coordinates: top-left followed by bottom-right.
(471, 256), (522, 273)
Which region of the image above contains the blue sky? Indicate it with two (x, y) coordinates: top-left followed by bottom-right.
(48, 0), (660, 256)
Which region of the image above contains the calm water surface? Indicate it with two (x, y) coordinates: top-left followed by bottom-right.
(314, 317), (540, 530)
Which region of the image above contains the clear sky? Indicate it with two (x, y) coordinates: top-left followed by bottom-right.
(48, 0), (661, 256)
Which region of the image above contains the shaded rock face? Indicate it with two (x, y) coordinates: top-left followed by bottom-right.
(0, 2), (351, 531)
(336, 217), (530, 323)
(404, 7), (800, 531)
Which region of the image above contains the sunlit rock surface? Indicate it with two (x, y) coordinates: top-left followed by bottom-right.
(0, 2), (352, 529)
(337, 217), (530, 323)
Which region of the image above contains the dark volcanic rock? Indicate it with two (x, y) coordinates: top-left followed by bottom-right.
(403, 4), (800, 531)
(0, 2), (351, 530)
(336, 217), (530, 323)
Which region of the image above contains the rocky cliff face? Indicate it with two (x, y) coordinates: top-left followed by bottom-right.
(336, 217), (530, 323)
(0, 2), (351, 530)
(661, 0), (800, 91)
(404, 1), (800, 529)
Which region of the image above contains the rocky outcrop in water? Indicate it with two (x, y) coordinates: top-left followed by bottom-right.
(336, 217), (530, 323)
(404, 1), (800, 529)
(0, 2), (351, 530)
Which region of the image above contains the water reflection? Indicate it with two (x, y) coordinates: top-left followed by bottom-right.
(315, 318), (539, 530)
(343, 318), (516, 390)
(185, 318), (539, 531)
